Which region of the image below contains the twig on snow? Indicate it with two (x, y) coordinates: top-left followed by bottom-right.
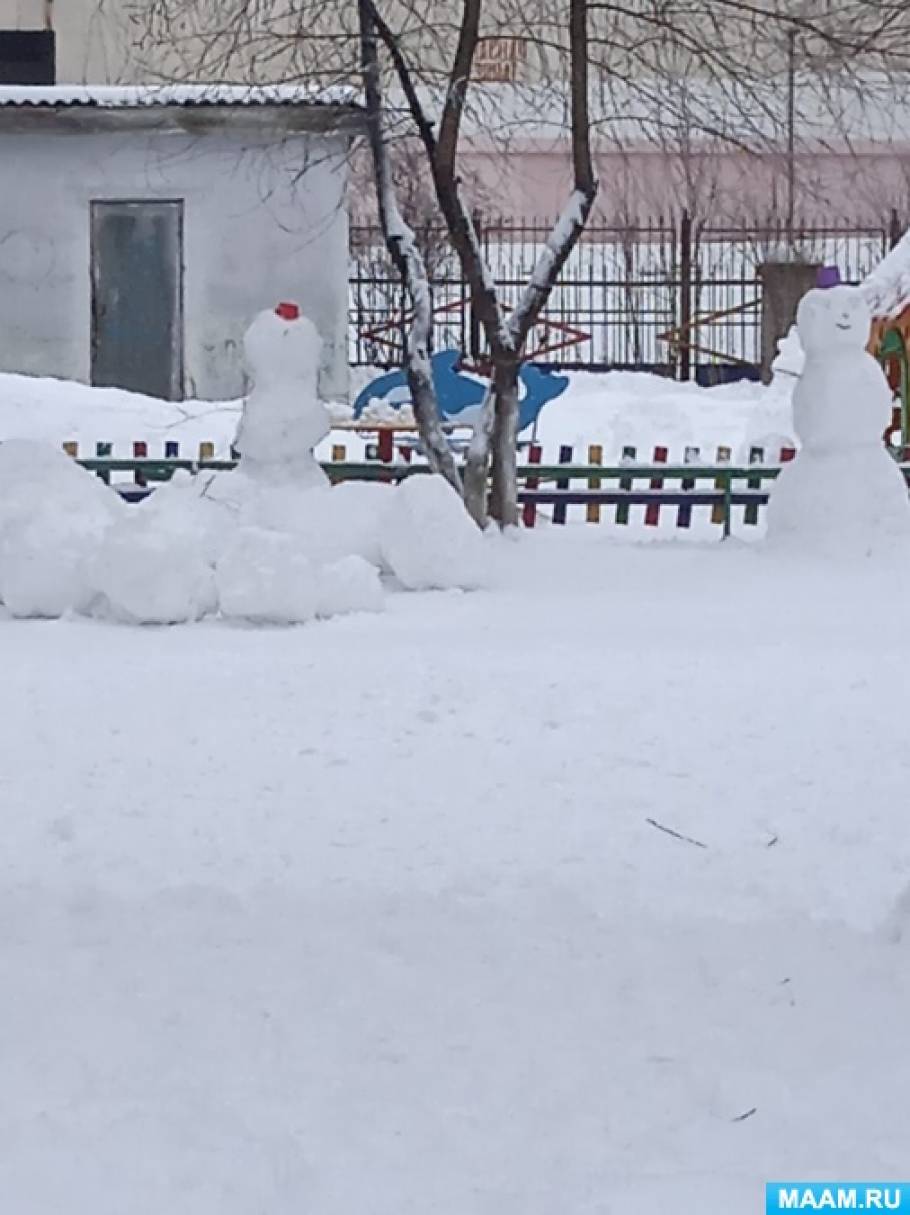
(645, 817), (708, 849)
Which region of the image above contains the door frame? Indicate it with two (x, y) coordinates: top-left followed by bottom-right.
(90, 198), (186, 400)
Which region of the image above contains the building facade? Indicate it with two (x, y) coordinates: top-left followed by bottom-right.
(3, 1), (910, 228)
(0, 89), (358, 400)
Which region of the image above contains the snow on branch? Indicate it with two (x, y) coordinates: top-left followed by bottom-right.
(506, 188), (593, 348)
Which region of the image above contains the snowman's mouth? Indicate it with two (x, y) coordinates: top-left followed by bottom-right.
(836, 322), (852, 330)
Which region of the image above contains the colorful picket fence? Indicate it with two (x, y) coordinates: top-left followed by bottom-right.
(516, 441), (799, 536)
(61, 435), (910, 536)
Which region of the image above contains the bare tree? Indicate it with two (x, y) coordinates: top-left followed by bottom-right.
(354, 0), (597, 525)
(128, 0), (910, 521)
(357, 0), (463, 494)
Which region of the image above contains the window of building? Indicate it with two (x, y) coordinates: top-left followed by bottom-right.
(0, 29), (56, 85)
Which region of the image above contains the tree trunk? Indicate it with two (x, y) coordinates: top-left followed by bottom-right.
(489, 359), (520, 527)
(406, 348), (463, 494)
(462, 386), (494, 527)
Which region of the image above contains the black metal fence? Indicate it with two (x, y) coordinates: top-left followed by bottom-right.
(348, 212), (900, 380)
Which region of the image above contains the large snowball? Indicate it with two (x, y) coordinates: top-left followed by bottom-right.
(205, 472), (393, 569)
(797, 284), (870, 357)
(215, 527), (317, 625)
(766, 447), (910, 561)
(316, 555), (384, 618)
(243, 306), (322, 395)
(381, 474), (486, 591)
(85, 514), (217, 625)
(293, 481), (395, 569)
(136, 468), (232, 563)
(0, 440), (124, 618)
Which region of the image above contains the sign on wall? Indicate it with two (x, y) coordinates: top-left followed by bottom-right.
(474, 37), (526, 83)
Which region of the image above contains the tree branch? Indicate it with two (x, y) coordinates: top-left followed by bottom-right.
(436, 0), (482, 180)
(358, 0), (437, 160)
(507, 0), (598, 348)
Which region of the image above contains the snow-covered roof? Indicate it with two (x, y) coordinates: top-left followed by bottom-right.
(0, 84), (362, 134)
(863, 230), (910, 320)
(0, 84), (356, 109)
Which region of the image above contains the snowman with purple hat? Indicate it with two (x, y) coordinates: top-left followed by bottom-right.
(765, 265), (910, 558)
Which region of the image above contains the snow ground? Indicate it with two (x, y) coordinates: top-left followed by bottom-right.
(2, 534), (909, 1213)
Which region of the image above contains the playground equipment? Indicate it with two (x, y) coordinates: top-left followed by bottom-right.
(352, 350), (570, 434)
(874, 322), (910, 454)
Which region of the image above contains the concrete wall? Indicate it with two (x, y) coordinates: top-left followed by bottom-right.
(0, 126), (351, 400)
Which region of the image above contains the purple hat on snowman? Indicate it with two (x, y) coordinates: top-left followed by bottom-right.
(816, 265), (841, 288)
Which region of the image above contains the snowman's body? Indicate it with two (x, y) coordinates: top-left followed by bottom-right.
(765, 284), (910, 558)
(233, 306), (330, 491)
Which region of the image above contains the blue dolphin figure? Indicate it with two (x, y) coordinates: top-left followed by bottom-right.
(443, 364), (569, 432)
(517, 364), (569, 432)
(353, 351), (475, 417)
(352, 349), (569, 433)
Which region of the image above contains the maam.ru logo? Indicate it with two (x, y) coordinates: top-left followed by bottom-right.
(767, 1183), (910, 1211)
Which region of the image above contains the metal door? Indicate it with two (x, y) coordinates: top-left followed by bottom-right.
(91, 200), (184, 400)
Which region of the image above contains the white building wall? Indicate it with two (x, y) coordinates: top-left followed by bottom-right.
(0, 125), (351, 400)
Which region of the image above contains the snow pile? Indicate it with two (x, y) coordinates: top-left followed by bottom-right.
(0, 309), (485, 626)
(531, 369), (793, 461)
(770, 323), (804, 382)
(359, 398), (417, 427)
(0, 371), (241, 454)
(765, 283), (910, 561)
(381, 474), (488, 591)
(0, 440), (125, 618)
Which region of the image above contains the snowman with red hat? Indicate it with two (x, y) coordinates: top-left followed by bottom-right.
(765, 265), (910, 558)
(233, 301), (331, 491)
(198, 302), (386, 621)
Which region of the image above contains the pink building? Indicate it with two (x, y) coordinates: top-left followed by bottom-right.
(353, 80), (910, 228)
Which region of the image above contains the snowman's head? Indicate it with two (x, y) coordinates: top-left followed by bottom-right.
(796, 284), (871, 356)
(244, 305), (322, 389)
